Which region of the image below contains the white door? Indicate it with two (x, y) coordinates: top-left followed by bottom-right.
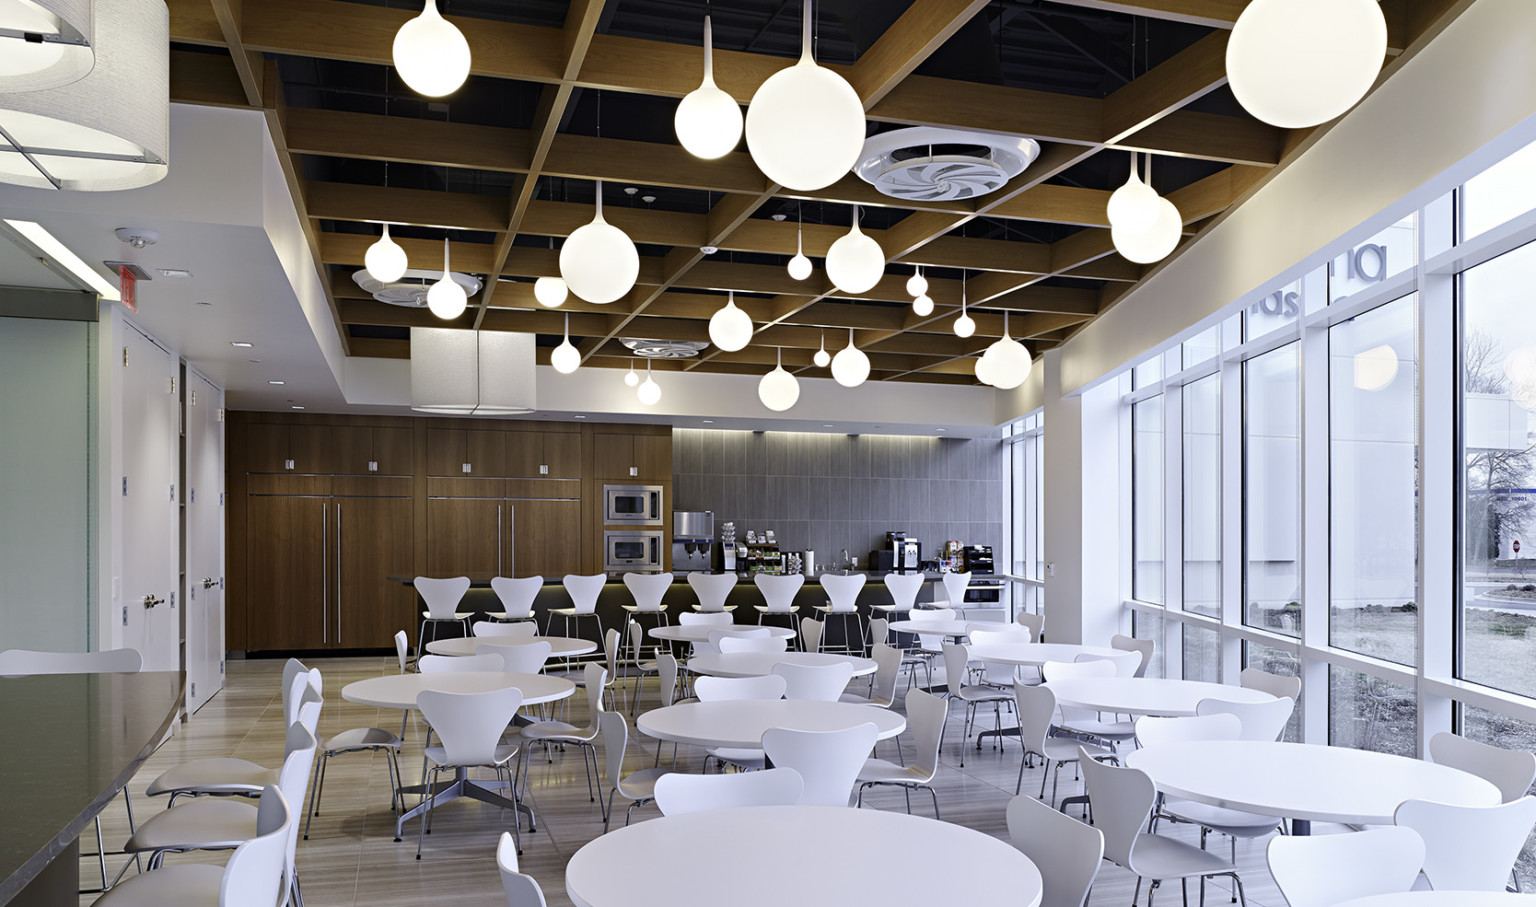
(120, 324), (180, 672)
(184, 369), (225, 711)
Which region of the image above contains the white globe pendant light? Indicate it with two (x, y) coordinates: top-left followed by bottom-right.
(758, 347), (801, 412)
(744, 0), (865, 191)
(830, 327), (870, 388)
(392, 0), (471, 98)
(550, 313), (580, 374)
(427, 236), (468, 320)
(906, 265), (928, 298)
(1112, 196), (1182, 264)
(638, 361), (661, 405)
(974, 353), (994, 386)
(825, 206), (885, 295)
(708, 290), (754, 352)
(0, 0), (94, 92)
(624, 358), (640, 387)
(1226, 0), (1387, 128)
(534, 276), (568, 307)
(788, 215), (813, 280)
(560, 179), (640, 303)
(365, 223), (409, 283)
(813, 331), (831, 368)
(675, 15), (743, 160)
(985, 313), (1032, 390)
(1106, 153), (1161, 234)
(912, 294), (934, 317)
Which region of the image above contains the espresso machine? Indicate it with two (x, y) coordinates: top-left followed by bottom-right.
(672, 511), (714, 573)
(872, 531), (920, 573)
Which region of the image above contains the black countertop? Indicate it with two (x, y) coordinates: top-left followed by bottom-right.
(0, 670), (182, 905)
(390, 572), (1004, 586)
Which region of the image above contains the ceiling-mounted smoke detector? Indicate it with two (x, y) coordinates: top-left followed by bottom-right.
(620, 337), (710, 359)
(853, 127), (1040, 202)
(352, 268), (482, 308)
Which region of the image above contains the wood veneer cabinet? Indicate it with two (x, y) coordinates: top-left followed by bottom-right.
(505, 429), (581, 478)
(333, 426), (414, 476)
(425, 428), (504, 477)
(592, 430), (671, 481)
(245, 423), (334, 474)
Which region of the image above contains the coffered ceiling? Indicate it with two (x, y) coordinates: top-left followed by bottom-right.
(161, 0), (1458, 386)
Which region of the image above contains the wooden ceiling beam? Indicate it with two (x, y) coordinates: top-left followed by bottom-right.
(169, 49), (249, 108)
(1102, 31), (1229, 144)
(847, 0), (992, 107)
(1048, 0), (1416, 53)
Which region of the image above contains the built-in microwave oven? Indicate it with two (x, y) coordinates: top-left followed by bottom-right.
(603, 484), (663, 525)
(603, 530), (664, 572)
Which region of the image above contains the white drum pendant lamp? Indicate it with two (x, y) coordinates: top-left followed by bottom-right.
(427, 236), (468, 319)
(830, 327), (870, 388)
(410, 328), (535, 414)
(392, 0), (471, 98)
(825, 206), (884, 295)
(675, 14), (742, 160)
(1111, 196), (1182, 264)
(637, 360), (662, 405)
(708, 290), (753, 352)
(365, 223), (409, 283)
(813, 330), (831, 368)
(744, 0), (865, 191)
(1106, 153), (1161, 234)
(0, 0), (166, 191)
(758, 347), (800, 411)
(550, 313), (580, 374)
(1226, 0), (1387, 128)
(0, 0), (93, 92)
(560, 179), (640, 304)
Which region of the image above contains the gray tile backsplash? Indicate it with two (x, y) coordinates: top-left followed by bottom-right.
(672, 429), (1006, 570)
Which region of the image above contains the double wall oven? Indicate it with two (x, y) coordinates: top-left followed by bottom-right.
(603, 484), (664, 571)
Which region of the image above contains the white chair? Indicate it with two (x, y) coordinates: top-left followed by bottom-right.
(971, 626), (1035, 688)
(654, 767), (805, 816)
(717, 635), (787, 654)
(941, 642), (1013, 767)
(419, 653), (502, 673)
(484, 641), (553, 674)
(650, 652), (683, 767)
(395, 630), (410, 674)
(1266, 827), (1423, 907)
(936, 571), (972, 614)
(473, 621), (538, 640)
(903, 606), (955, 689)
(550, 573), (606, 647)
(873, 572), (924, 620)
(1103, 649), (1143, 677)
(1239, 666), (1301, 702)
(305, 676), (405, 839)
(414, 686), (524, 858)
(599, 710), (667, 831)
(692, 674), (786, 772)
(754, 573), (804, 631)
(815, 572), (866, 654)
(1081, 748), (1249, 907)
(1043, 658), (1137, 748)
(1428, 732), (1536, 802)
(687, 572), (739, 612)
(762, 722), (879, 807)
(1014, 610), (1044, 643)
(91, 785), (291, 907)
(799, 616), (824, 654)
(1006, 794), (1104, 907)
(489, 575), (542, 625)
(1111, 634), (1155, 678)
(521, 663), (605, 806)
(496, 831), (548, 907)
(773, 660), (855, 702)
(1014, 680), (1114, 805)
(856, 688), (947, 817)
(621, 573), (673, 657)
(626, 618), (662, 715)
(866, 615), (889, 651)
(841, 643), (900, 709)
(1395, 796), (1536, 891)
(1195, 696), (1295, 741)
(415, 576), (472, 648)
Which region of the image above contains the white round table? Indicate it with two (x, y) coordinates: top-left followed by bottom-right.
(1340, 895), (1536, 907)
(637, 700), (906, 749)
(1126, 741), (1502, 832)
(649, 624), (795, 644)
(887, 618), (988, 639)
(565, 805), (1043, 907)
(340, 671), (575, 709)
(1044, 677), (1275, 716)
(424, 635), (597, 658)
(687, 651), (877, 678)
(968, 642), (1121, 666)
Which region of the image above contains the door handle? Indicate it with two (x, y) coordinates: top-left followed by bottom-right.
(201, 577), (217, 589)
(142, 594), (165, 608)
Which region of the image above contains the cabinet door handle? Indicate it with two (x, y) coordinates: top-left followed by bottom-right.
(540, 464), (548, 475)
(463, 463), (472, 474)
(321, 502), (327, 644)
(369, 460), (378, 473)
(497, 504), (503, 576)
(286, 458), (295, 471)
(629, 466), (637, 477)
(336, 502), (342, 645)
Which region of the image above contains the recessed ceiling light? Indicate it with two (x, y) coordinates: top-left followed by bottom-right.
(231, 341), (253, 348)
(268, 380), (285, 385)
(247, 358), (261, 363)
(702, 419), (714, 424)
(823, 424), (834, 428)
(290, 405), (305, 410)
(936, 428), (947, 432)
(157, 268), (192, 278)
(573, 414), (586, 419)
(196, 301), (212, 307)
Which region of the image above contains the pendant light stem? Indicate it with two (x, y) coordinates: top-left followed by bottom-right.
(1003, 310), (1010, 339)
(563, 312), (569, 340)
(800, 0), (814, 61)
(703, 14), (714, 80)
(443, 235), (451, 273)
(594, 179), (603, 219)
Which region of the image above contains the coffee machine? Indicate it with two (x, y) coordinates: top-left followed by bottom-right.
(886, 531), (920, 573)
(671, 511), (714, 573)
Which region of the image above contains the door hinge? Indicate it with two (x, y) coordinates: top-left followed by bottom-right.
(121, 605), (128, 627)
(168, 376), (176, 394)
(219, 492), (225, 506)
(217, 408), (225, 422)
(122, 346), (128, 367)
(189, 488), (195, 504)
(190, 682), (196, 698)
(169, 483), (176, 501)
(190, 389), (197, 406)
(190, 586), (195, 601)
(122, 476), (128, 496)
(169, 592), (175, 609)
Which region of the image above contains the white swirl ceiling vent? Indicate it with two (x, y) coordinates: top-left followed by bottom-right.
(853, 127), (1041, 202)
(352, 268), (482, 308)
(620, 338), (710, 359)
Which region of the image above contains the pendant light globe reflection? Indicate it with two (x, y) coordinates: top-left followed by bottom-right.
(560, 184), (640, 304)
(364, 224), (408, 283)
(825, 217), (885, 295)
(675, 17), (742, 160)
(708, 294), (753, 352)
(830, 332), (869, 388)
(912, 294), (934, 317)
(638, 374), (662, 406)
(392, 0), (471, 97)
(1352, 344), (1398, 392)
(1106, 169), (1161, 235)
(1226, 0), (1387, 128)
(533, 276), (568, 308)
(758, 352), (800, 412)
(1504, 345), (1536, 387)
(1111, 197), (1181, 264)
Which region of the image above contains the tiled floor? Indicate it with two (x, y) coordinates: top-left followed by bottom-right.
(84, 656), (1293, 906)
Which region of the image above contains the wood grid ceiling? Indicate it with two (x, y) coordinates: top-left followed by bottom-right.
(164, 0), (1458, 386)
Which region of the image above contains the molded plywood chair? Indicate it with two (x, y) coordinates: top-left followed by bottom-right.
(941, 642), (1013, 766)
(717, 635), (788, 654)
(902, 606), (955, 689)
(550, 573), (607, 648)
(1044, 658), (1137, 748)
(1394, 796), (1536, 891)
(521, 663), (605, 805)
(772, 660), (855, 702)
(692, 674), (786, 772)
(1111, 634), (1155, 678)
(1266, 827), (1423, 907)
(762, 722), (879, 807)
(816, 573), (866, 654)
(856, 688), (947, 817)
(841, 643), (901, 709)
(306, 674), (406, 839)
(473, 621), (538, 640)
(1013, 680), (1114, 805)
(654, 768), (804, 816)
(1195, 696), (1295, 742)
(1239, 667), (1302, 702)
(414, 686), (525, 858)
(621, 573), (673, 660)
(415, 576), (473, 648)
(754, 573), (804, 632)
(873, 572), (924, 620)
(496, 832), (548, 907)
(418, 653), (502, 673)
(936, 571), (972, 615)
(599, 710), (668, 831)
(970, 626), (1035, 688)
(626, 619), (663, 715)
(1014, 610), (1044, 643)
(483, 641), (553, 674)
(1006, 794), (1104, 907)
(799, 616), (824, 654)
(490, 576), (543, 625)
(1428, 732), (1536, 803)
(688, 572), (739, 612)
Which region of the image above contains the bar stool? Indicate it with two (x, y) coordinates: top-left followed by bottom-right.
(934, 571), (973, 617)
(621, 572), (673, 661)
(870, 573), (924, 645)
(753, 573), (804, 634)
(490, 575), (542, 626)
(415, 576), (472, 649)
(549, 573), (607, 658)
(814, 573), (866, 654)
(687, 571), (739, 612)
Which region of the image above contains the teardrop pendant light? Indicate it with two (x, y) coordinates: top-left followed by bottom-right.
(708, 290), (754, 352)
(953, 275), (975, 339)
(830, 327), (870, 388)
(813, 330), (831, 368)
(550, 313), (580, 374)
(675, 14), (743, 159)
(365, 223), (408, 283)
(426, 236), (467, 320)
(744, 0), (866, 191)
(913, 293), (934, 317)
(392, 0), (471, 98)
(825, 206), (885, 295)
(638, 360), (662, 405)
(788, 210), (813, 280)
(1106, 153), (1161, 234)
(560, 179), (640, 303)
(1110, 155), (1182, 265)
(982, 311), (1032, 390)
(906, 266), (928, 298)
(624, 358), (640, 387)
(758, 347), (801, 411)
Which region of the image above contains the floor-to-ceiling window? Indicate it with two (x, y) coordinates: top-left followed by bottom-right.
(1008, 412), (1044, 618)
